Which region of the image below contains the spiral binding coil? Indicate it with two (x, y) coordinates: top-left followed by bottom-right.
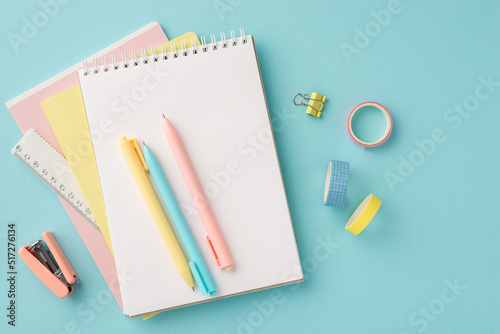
(82, 29), (248, 76)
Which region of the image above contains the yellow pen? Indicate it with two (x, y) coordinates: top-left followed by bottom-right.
(119, 136), (194, 290)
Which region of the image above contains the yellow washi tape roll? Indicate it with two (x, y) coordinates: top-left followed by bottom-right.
(345, 194), (382, 235)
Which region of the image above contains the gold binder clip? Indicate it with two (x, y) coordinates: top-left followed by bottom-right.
(293, 92), (326, 118)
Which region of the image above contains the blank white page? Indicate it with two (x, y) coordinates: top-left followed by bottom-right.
(78, 36), (303, 317)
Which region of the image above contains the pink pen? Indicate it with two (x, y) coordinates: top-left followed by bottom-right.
(162, 116), (234, 270)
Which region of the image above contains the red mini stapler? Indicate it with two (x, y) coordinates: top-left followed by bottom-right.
(18, 232), (79, 298)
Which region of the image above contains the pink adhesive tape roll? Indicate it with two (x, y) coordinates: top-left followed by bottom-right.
(346, 101), (393, 149)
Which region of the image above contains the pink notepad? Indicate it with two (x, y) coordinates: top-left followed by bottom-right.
(6, 22), (168, 311)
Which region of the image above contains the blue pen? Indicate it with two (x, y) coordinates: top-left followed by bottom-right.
(142, 143), (217, 296)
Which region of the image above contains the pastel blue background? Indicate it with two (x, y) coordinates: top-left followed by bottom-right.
(1, 0), (499, 333)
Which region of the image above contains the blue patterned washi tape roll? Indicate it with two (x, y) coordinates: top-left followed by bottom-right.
(323, 160), (350, 208)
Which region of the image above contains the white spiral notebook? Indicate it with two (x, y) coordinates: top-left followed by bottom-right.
(78, 31), (303, 317)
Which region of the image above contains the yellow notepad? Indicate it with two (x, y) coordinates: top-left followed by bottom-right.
(42, 32), (199, 253)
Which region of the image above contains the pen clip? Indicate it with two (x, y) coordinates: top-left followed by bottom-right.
(189, 261), (208, 295)
(206, 235), (221, 269)
(131, 138), (148, 172)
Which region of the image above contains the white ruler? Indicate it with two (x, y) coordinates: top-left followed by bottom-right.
(11, 130), (101, 232)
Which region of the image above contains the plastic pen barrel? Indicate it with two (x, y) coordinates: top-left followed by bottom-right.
(162, 118), (234, 270)
(119, 137), (194, 288)
(143, 144), (217, 295)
